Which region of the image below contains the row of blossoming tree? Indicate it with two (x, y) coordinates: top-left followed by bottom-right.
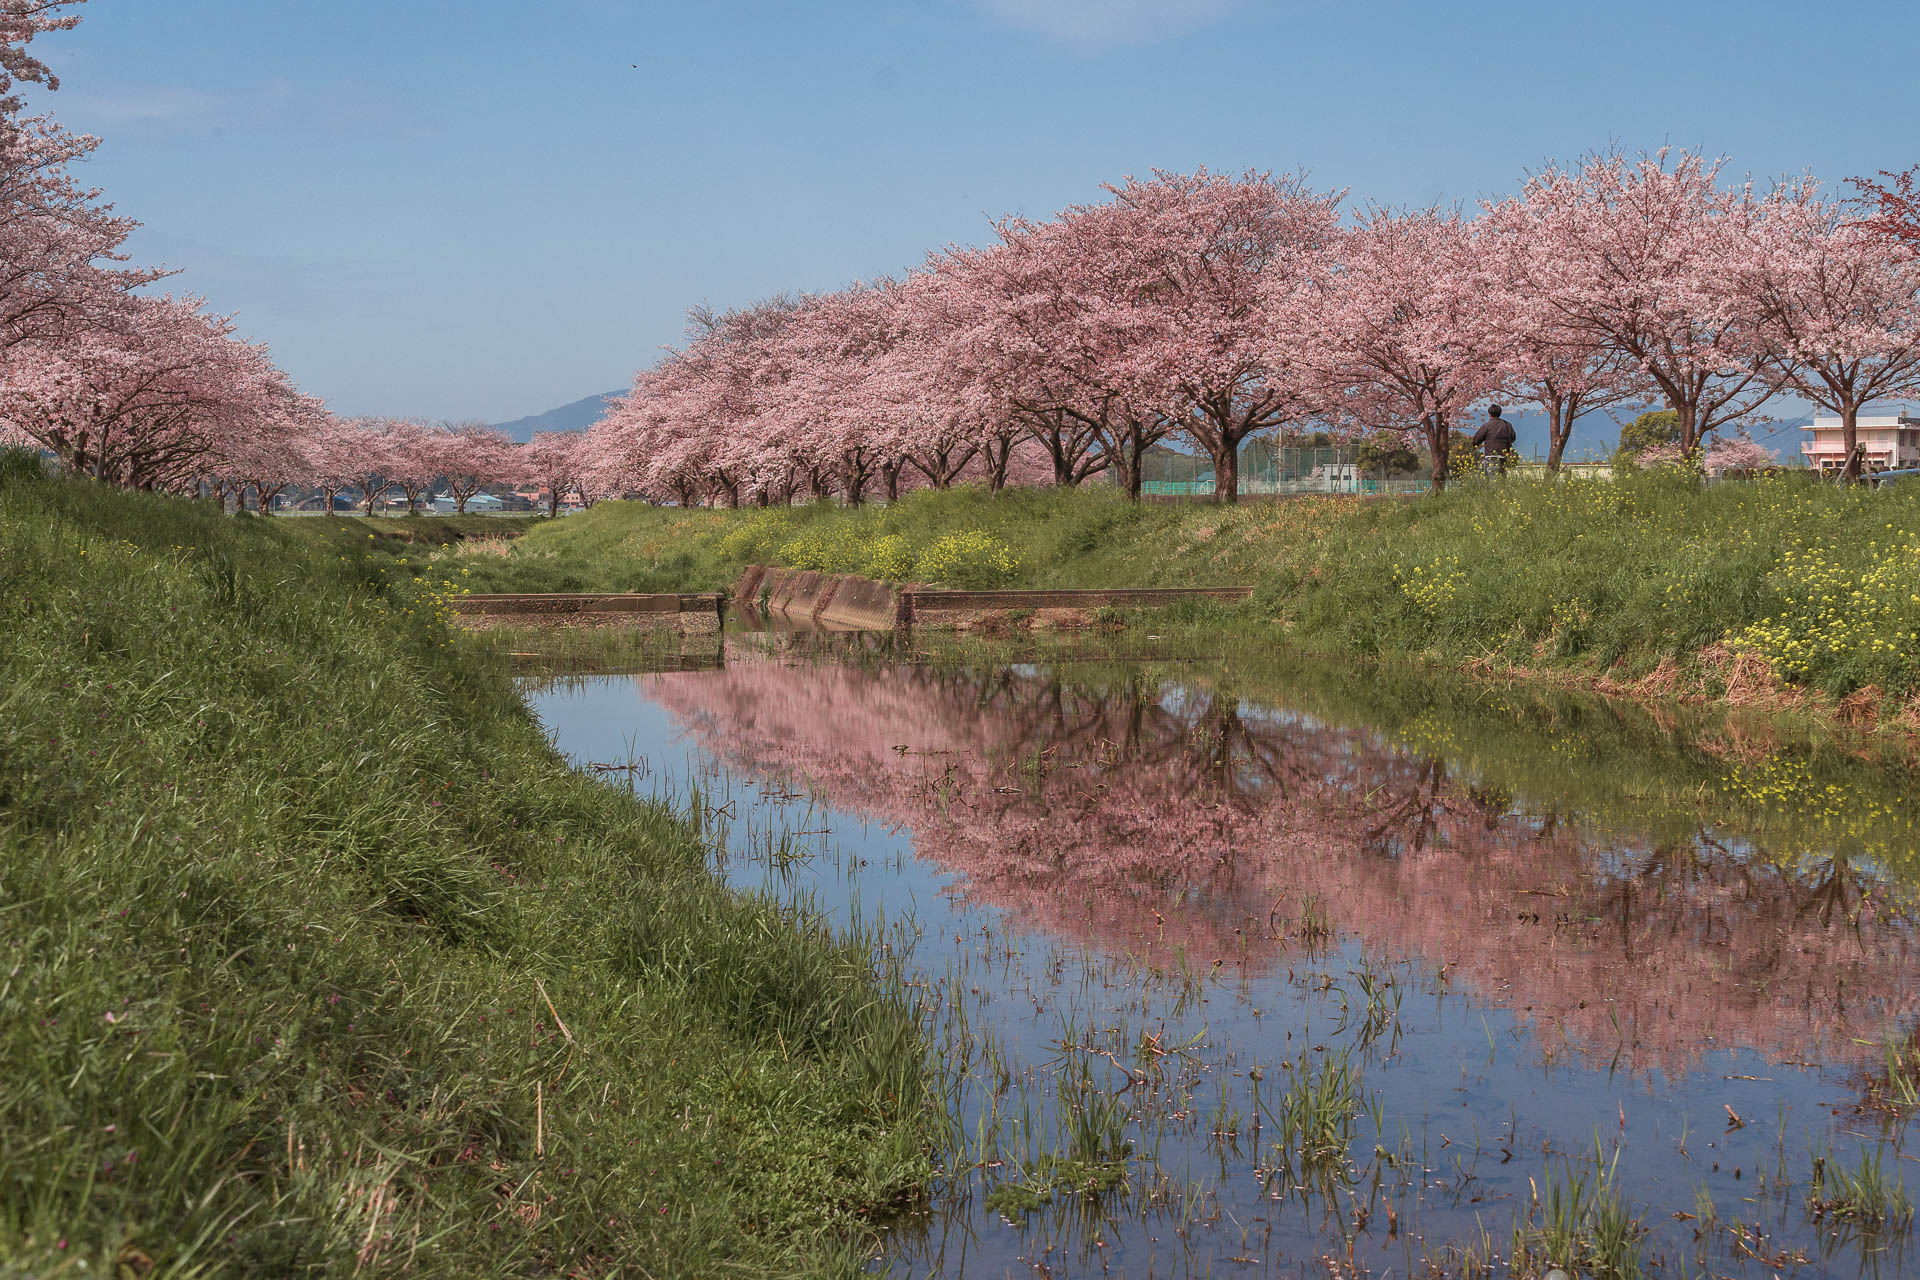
(7, 4), (1920, 509)
(583, 155), (1920, 503)
(0, 4), (602, 516)
(0, 2), (320, 499)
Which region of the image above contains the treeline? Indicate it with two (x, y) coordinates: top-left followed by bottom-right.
(6, 3), (1920, 513)
(584, 158), (1920, 505)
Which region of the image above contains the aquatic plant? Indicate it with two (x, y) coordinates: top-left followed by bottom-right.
(1808, 1145), (1914, 1230)
(1265, 1049), (1365, 1187)
(1512, 1145), (1644, 1279)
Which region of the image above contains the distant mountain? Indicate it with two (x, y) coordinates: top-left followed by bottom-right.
(491, 390), (623, 442)
(1505, 407), (1813, 463)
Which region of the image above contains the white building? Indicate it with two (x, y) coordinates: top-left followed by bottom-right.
(1801, 412), (1920, 474)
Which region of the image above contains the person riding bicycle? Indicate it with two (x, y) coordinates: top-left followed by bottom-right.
(1470, 404), (1517, 475)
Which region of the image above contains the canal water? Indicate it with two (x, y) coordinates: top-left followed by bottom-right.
(523, 631), (1918, 1278)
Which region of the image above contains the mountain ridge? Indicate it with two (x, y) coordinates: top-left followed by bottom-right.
(490, 390), (623, 442)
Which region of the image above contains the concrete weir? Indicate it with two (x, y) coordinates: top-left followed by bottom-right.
(733, 566), (1252, 631)
(732, 566), (899, 630)
(451, 592), (724, 633)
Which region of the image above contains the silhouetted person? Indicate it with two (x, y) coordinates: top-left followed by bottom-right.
(1471, 404), (1516, 474)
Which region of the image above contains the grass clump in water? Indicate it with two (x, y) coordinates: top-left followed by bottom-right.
(0, 452), (933, 1277)
(1511, 1144), (1644, 1279)
(982, 1062), (1132, 1222)
(1809, 1145), (1914, 1232)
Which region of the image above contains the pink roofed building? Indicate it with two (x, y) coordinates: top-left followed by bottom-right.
(1800, 412), (1920, 474)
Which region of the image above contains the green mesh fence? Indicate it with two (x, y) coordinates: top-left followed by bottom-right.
(1137, 441), (1425, 497)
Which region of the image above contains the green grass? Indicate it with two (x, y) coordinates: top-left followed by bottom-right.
(452, 474), (1920, 709)
(280, 511), (548, 543)
(0, 453), (933, 1277)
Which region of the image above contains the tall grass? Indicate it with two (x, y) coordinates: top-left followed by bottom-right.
(0, 452), (932, 1276)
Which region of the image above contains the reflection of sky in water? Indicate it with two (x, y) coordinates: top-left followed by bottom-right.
(525, 659), (1916, 1279)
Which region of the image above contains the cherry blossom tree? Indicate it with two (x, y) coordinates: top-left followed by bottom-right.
(0, 294), (291, 491)
(0, 0), (83, 107)
(0, 0), (325, 512)
(0, 4), (163, 360)
(1055, 169), (1343, 502)
(1853, 166), (1920, 251)
(332, 418), (401, 515)
(1482, 150), (1775, 453)
(948, 228), (1165, 498)
(759, 285), (904, 505)
(523, 429), (584, 517)
(432, 422), (514, 512)
(579, 152), (1920, 506)
(1738, 178), (1920, 481)
(0, 114), (161, 356)
(1285, 208), (1506, 489)
(305, 414), (364, 514)
(1703, 432), (1776, 476)
(207, 380), (326, 513)
(1481, 219), (1638, 470)
(379, 419), (440, 512)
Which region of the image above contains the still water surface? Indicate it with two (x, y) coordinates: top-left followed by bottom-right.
(525, 632), (1918, 1278)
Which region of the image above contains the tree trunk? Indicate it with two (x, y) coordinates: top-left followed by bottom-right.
(1675, 401), (1700, 454)
(986, 436), (1013, 492)
(1122, 421), (1149, 502)
(1426, 414), (1451, 491)
(1841, 404), (1862, 483)
(547, 488), (561, 519)
(882, 462), (902, 503)
(1545, 397), (1570, 473)
(1212, 437), (1240, 504)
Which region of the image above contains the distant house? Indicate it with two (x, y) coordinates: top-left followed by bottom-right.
(431, 493), (507, 513)
(1801, 412), (1920, 474)
(293, 494), (358, 511)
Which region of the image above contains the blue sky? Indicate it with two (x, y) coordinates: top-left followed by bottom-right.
(25, 0), (1920, 423)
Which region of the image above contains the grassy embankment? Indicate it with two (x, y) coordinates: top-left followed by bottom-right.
(0, 453), (932, 1277)
(414, 475), (1920, 721)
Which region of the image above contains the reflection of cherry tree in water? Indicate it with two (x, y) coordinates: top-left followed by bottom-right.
(645, 656), (1920, 1075)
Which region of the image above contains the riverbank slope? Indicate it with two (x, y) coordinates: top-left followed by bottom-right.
(433, 475), (1920, 721)
(0, 453), (931, 1277)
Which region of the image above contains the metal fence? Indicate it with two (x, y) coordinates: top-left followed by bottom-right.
(1139, 444), (1428, 499)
